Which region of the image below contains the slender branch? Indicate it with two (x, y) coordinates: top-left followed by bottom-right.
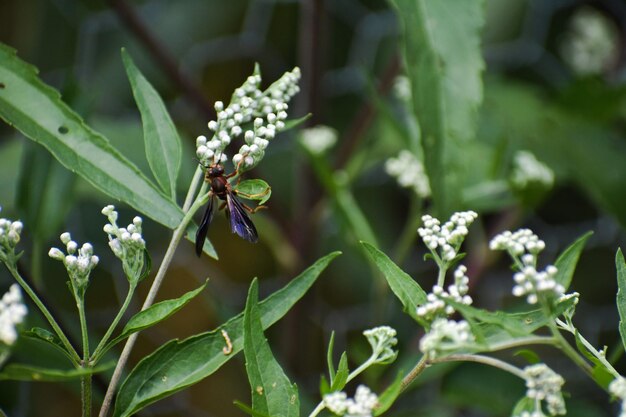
(487, 335), (556, 352)
(432, 354), (527, 380)
(401, 355), (428, 392)
(6, 263), (80, 363)
(90, 283), (137, 363)
(98, 170), (207, 417)
(77, 297), (92, 417)
(555, 318), (620, 378)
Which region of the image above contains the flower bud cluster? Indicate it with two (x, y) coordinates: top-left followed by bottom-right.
(489, 229), (545, 256)
(0, 284), (27, 346)
(512, 256), (564, 305)
(323, 385), (379, 417)
(609, 377), (626, 417)
(417, 265), (473, 321)
(196, 67), (301, 172)
(49, 232), (99, 296)
(418, 211), (478, 262)
(101, 205), (146, 282)
(511, 151), (554, 190)
(300, 125), (337, 155)
(0, 209), (23, 261)
(363, 326), (398, 365)
(419, 318), (475, 359)
(385, 150), (431, 198)
(520, 364), (566, 417)
(560, 7), (618, 76)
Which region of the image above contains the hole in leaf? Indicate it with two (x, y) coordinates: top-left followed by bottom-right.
(0, 82), (5, 89)
(58, 126), (69, 134)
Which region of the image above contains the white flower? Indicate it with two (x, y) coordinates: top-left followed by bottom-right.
(610, 377), (626, 417)
(418, 211), (478, 262)
(197, 67), (301, 171)
(393, 75), (411, 101)
(385, 150), (430, 198)
(363, 326), (398, 364)
(323, 385), (379, 417)
(101, 205), (146, 282)
(49, 232), (99, 295)
(489, 229), (545, 256)
(417, 265), (473, 320)
(0, 284), (27, 345)
(419, 318), (475, 359)
(300, 125), (337, 155)
(0, 208), (24, 260)
(511, 151), (554, 189)
(520, 364), (566, 416)
(560, 7), (618, 76)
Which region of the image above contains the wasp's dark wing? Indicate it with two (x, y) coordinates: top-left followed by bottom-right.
(195, 194), (215, 256)
(226, 192), (258, 243)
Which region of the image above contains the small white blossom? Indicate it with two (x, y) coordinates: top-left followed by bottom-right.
(560, 7), (618, 76)
(393, 75), (411, 101)
(511, 151), (554, 189)
(0, 208), (24, 260)
(0, 284), (27, 345)
(49, 232), (99, 295)
(419, 318), (475, 359)
(196, 67), (301, 172)
(519, 364), (566, 417)
(417, 265), (473, 321)
(363, 326), (398, 364)
(323, 385), (379, 417)
(610, 377), (626, 417)
(489, 229), (545, 256)
(300, 125), (337, 155)
(101, 205), (146, 282)
(512, 255), (564, 305)
(418, 211), (478, 262)
(385, 150), (430, 198)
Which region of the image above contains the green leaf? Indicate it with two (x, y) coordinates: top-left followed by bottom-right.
(330, 352), (349, 392)
(617, 249), (626, 351)
(361, 241), (427, 322)
(573, 330), (614, 389)
(113, 252), (340, 417)
(390, 0), (485, 216)
(233, 400), (272, 417)
(103, 281), (207, 354)
(16, 144), (75, 240)
(447, 296), (578, 345)
(0, 43), (183, 229)
(282, 113), (312, 131)
(235, 179), (272, 205)
(554, 231), (592, 290)
(244, 280), (299, 417)
(511, 397), (535, 417)
(326, 331), (336, 384)
(122, 49), (181, 200)
(373, 371), (404, 416)
(21, 327), (74, 363)
(0, 361), (113, 382)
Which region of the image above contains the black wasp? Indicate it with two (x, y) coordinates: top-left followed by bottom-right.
(195, 163), (258, 256)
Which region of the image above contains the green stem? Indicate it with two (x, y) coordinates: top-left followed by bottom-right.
(77, 297), (91, 417)
(436, 264), (447, 288)
(555, 318), (620, 379)
(432, 354), (527, 379)
(98, 172), (208, 417)
(487, 336), (556, 352)
(90, 283), (137, 363)
(549, 323), (594, 377)
(400, 355), (428, 392)
(5, 263), (80, 363)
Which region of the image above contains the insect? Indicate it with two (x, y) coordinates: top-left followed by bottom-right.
(195, 163), (259, 256)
